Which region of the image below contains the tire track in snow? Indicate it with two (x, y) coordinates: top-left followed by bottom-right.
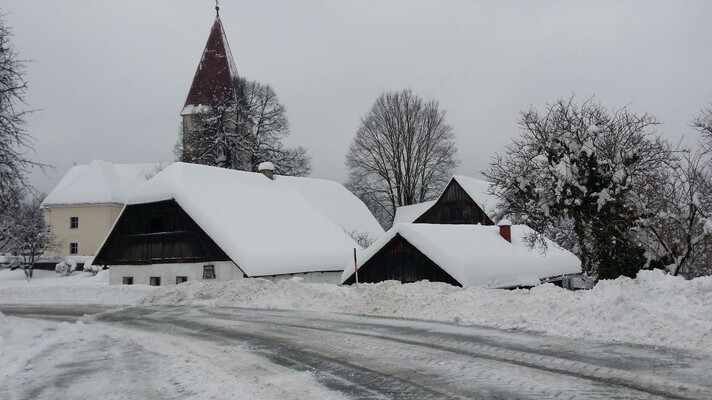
(91, 306), (712, 400)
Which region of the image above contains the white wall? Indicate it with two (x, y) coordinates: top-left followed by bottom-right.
(109, 262), (341, 286)
(109, 261), (243, 286)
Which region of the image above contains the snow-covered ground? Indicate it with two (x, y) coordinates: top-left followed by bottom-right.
(0, 269), (152, 305)
(1, 268), (710, 352)
(0, 312), (348, 400)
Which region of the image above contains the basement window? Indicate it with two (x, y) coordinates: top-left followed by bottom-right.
(149, 276), (161, 286)
(70, 216), (78, 229)
(122, 277), (134, 285)
(176, 276), (188, 284)
(202, 265), (215, 280)
(69, 243), (78, 255)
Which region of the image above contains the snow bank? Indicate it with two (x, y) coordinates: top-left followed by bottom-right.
(141, 270), (712, 351)
(0, 269), (153, 305)
(2, 267), (710, 352)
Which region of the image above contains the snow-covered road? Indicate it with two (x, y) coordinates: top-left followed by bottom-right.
(2, 305), (711, 399)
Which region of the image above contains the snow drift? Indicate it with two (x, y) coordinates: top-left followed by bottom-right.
(140, 270), (712, 351)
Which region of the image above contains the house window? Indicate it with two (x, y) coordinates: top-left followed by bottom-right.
(176, 276), (188, 284)
(150, 276), (161, 286)
(122, 277), (134, 285)
(70, 217), (79, 229)
(202, 265), (215, 279)
(69, 242), (78, 255)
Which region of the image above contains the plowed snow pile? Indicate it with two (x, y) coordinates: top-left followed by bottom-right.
(140, 270), (712, 351)
(2, 268), (710, 351)
(0, 269), (152, 305)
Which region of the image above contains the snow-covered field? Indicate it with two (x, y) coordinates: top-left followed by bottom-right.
(1, 268), (710, 352)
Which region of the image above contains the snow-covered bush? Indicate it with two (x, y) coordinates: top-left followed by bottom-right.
(485, 96), (672, 280)
(82, 258), (101, 276)
(55, 258), (77, 277)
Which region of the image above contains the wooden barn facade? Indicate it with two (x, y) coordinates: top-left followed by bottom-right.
(414, 179), (494, 225)
(93, 200), (230, 266)
(342, 234), (460, 286)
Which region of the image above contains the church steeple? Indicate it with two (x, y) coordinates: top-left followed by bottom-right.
(181, 6), (239, 115)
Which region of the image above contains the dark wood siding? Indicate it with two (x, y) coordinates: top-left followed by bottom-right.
(343, 235), (460, 286)
(93, 200), (230, 265)
(415, 180), (494, 225)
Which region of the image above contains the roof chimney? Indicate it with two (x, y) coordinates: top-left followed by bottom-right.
(498, 219), (512, 243)
(258, 162), (275, 180)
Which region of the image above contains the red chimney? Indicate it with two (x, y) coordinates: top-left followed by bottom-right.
(498, 219), (512, 243)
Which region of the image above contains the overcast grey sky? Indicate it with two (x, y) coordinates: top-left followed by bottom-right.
(4, 0), (712, 194)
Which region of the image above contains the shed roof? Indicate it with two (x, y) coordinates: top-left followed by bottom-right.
(42, 160), (158, 207)
(343, 223), (581, 288)
(393, 201), (436, 224)
(124, 163), (377, 276)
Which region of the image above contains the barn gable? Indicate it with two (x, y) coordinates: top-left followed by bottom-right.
(342, 234), (460, 286)
(414, 179), (494, 225)
(93, 200), (232, 267)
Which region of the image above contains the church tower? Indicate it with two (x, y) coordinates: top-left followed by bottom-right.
(181, 4), (239, 133)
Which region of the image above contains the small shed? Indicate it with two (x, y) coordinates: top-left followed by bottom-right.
(342, 223), (581, 288)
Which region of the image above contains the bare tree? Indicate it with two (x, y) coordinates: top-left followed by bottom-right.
(6, 194), (58, 279)
(177, 77), (311, 176)
(693, 105), (712, 140)
(485, 96), (672, 280)
(0, 12), (44, 223)
(633, 147), (712, 278)
(346, 89), (458, 227)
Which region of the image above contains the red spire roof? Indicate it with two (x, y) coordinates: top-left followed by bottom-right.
(182, 15), (239, 114)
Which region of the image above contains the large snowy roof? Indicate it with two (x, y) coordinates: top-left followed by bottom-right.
(42, 160), (158, 207)
(124, 163), (371, 276)
(271, 175), (385, 240)
(343, 224), (581, 288)
(393, 201), (436, 224)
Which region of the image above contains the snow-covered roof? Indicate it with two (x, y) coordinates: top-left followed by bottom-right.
(391, 176), (500, 224)
(125, 163), (369, 276)
(42, 160), (159, 207)
(271, 175), (385, 240)
(393, 201), (436, 224)
(450, 175), (500, 218)
(343, 224), (581, 288)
